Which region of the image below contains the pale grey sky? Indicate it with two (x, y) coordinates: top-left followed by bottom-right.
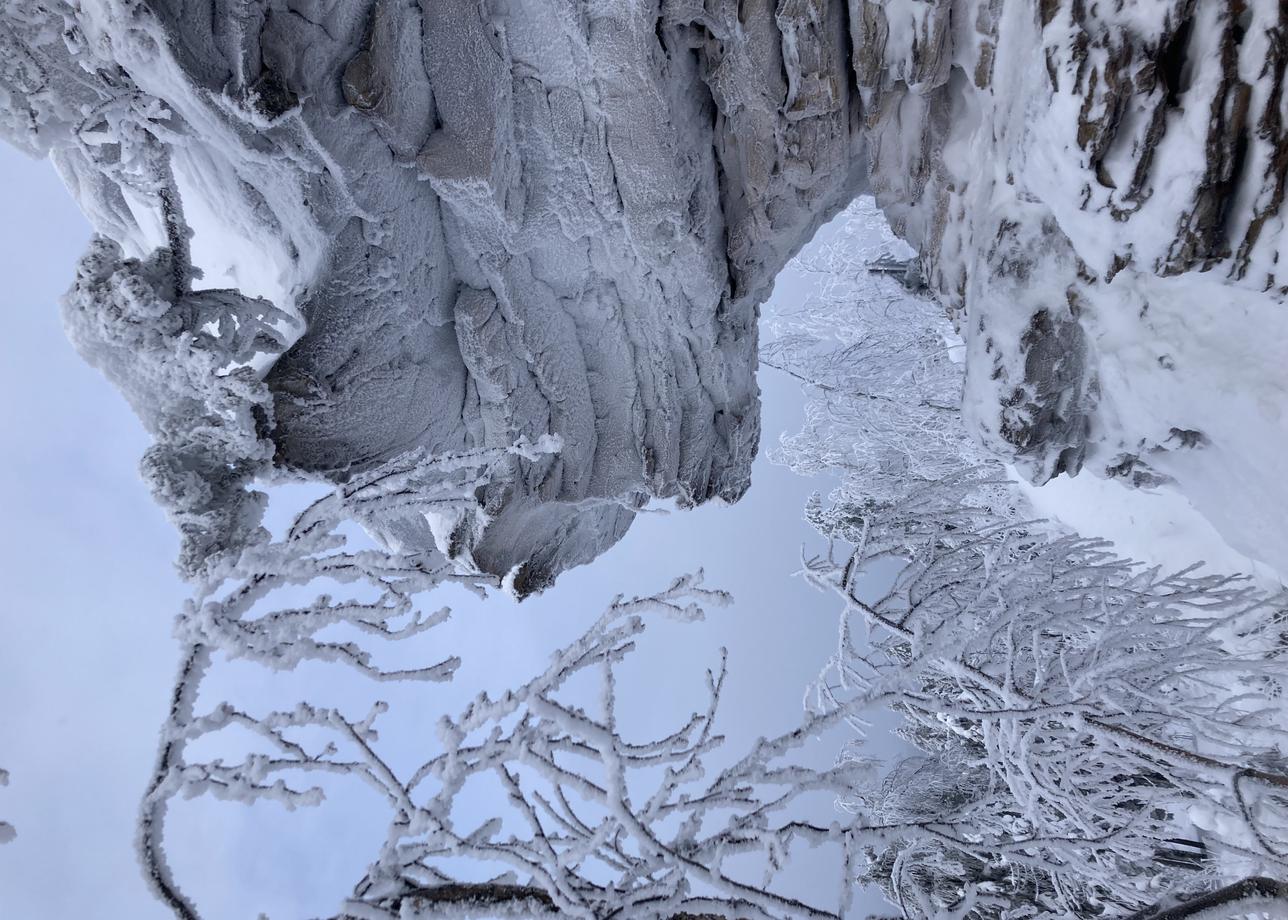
(0, 143), (889, 918)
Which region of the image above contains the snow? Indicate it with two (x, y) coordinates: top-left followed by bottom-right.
(4, 2), (1288, 909)
(1078, 269), (1288, 581)
(1014, 469), (1283, 586)
(846, 0), (1288, 579)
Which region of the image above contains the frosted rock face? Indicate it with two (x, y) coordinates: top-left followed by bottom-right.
(1, 0), (865, 591)
(6, 0), (1286, 582)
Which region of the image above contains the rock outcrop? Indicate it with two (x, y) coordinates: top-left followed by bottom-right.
(3, 0), (1285, 584)
(848, 0), (1288, 567)
(1, 0), (865, 591)
(855, 0), (1287, 484)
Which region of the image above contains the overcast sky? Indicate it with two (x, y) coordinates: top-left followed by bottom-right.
(0, 143), (897, 918)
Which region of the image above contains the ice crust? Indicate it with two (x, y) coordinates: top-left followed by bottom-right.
(4, 0), (1287, 583)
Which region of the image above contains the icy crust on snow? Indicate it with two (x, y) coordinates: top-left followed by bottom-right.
(853, 0), (1288, 573)
(1, 0), (866, 592)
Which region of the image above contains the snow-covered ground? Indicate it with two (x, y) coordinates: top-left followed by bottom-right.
(1065, 267), (1288, 584)
(1009, 232), (1288, 587)
(1015, 467), (1286, 588)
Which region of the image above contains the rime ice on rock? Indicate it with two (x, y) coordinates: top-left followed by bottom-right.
(0, 0), (865, 591)
(4, 0), (1287, 583)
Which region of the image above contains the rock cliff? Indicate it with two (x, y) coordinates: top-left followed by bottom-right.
(4, 0), (1285, 584)
(851, 0), (1288, 567)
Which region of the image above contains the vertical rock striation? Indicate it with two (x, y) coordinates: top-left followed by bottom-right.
(4, 0), (1286, 583)
(0, 0), (866, 592)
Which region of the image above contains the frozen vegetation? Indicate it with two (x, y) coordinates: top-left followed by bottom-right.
(768, 201), (1288, 918)
(4, 0), (1288, 917)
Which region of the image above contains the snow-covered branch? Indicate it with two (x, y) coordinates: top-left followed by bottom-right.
(338, 572), (850, 920)
(1125, 875), (1288, 920)
(136, 444), (524, 918)
(135, 443), (874, 919)
(805, 473), (1288, 917)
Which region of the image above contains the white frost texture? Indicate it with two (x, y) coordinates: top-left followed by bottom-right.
(853, 0), (1288, 574)
(3, 0), (1287, 582)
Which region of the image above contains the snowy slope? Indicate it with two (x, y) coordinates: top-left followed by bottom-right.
(854, 0), (1288, 573)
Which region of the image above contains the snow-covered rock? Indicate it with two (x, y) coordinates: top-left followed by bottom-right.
(854, 0), (1288, 572)
(4, 0), (1286, 582)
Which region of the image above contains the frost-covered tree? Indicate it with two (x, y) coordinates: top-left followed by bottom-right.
(0, 28), (295, 578)
(64, 238), (293, 577)
(762, 199), (996, 510)
(138, 442), (513, 917)
(803, 472), (1288, 917)
(137, 442), (878, 920)
(768, 199), (1288, 918)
